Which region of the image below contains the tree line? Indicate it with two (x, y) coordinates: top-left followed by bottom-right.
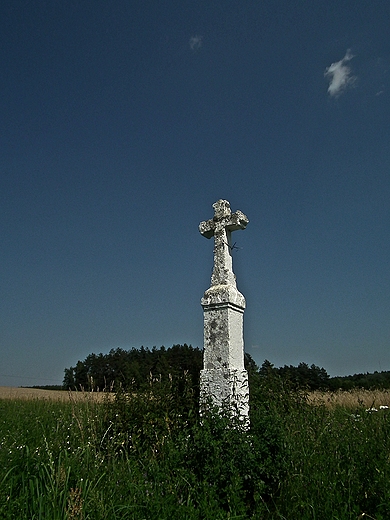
(62, 345), (390, 393)
(258, 360), (390, 391)
(63, 344), (203, 392)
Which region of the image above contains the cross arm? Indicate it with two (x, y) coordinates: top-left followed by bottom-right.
(226, 210), (249, 232)
(199, 219), (215, 239)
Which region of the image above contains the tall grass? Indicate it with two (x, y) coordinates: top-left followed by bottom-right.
(1, 375), (390, 519)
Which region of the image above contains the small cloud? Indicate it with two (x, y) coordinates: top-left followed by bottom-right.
(189, 35), (203, 51)
(324, 49), (356, 98)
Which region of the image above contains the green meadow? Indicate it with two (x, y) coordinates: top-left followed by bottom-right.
(1, 375), (390, 519)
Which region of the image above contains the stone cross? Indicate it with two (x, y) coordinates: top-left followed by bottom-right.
(199, 199), (249, 424)
(199, 199), (249, 288)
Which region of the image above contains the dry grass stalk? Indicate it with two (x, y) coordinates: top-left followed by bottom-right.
(66, 487), (83, 520)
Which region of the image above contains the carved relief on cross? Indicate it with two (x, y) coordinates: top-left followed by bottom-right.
(199, 200), (249, 287)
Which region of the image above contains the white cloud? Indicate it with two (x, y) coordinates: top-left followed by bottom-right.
(189, 35), (203, 51)
(324, 50), (356, 98)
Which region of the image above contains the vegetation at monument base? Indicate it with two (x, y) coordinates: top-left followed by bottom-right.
(2, 367), (390, 518)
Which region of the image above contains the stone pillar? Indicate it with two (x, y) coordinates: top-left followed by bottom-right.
(199, 200), (249, 422)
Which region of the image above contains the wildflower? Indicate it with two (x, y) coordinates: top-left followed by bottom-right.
(350, 414), (361, 421)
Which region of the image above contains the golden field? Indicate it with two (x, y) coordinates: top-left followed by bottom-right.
(0, 386), (110, 402)
(2, 385), (390, 409)
(307, 388), (390, 409)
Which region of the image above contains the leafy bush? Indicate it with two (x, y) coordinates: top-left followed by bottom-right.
(104, 371), (286, 517)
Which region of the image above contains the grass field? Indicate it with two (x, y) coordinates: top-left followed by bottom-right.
(1, 382), (390, 519)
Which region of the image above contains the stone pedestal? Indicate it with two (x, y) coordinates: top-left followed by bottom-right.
(200, 285), (249, 418)
(199, 200), (249, 422)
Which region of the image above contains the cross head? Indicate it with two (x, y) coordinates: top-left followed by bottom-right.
(199, 199), (248, 287)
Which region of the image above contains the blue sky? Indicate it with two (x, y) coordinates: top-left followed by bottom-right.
(1, 1), (389, 386)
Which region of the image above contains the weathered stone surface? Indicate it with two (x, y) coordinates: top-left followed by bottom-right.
(200, 368), (249, 419)
(199, 200), (249, 422)
(201, 284), (245, 309)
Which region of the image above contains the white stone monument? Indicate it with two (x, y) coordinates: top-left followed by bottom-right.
(199, 199), (249, 421)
